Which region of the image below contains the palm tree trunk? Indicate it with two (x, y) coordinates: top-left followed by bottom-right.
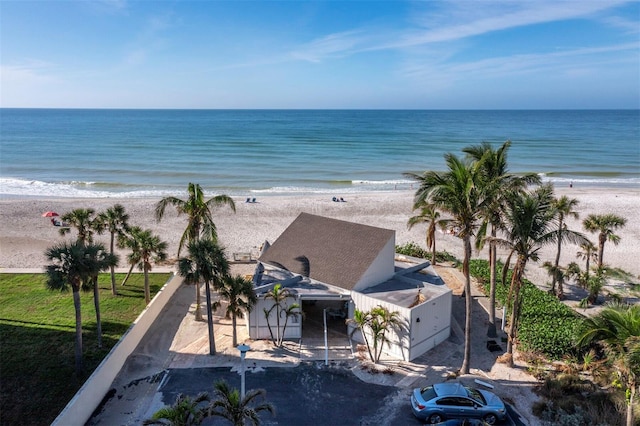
(110, 233), (117, 295)
(626, 385), (635, 426)
(459, 236), (472, 375)
(232, 314), (238, 347)
(144, 264), (150, 304)
(598, 234), (605, 269)
(275, 304), (281, 346)
(551, 222), (563, 293)
(204, 280), (216, 355)
(506, 260), (524, 368)
(73, 289), (83, 375)
(93, 276), (102, 348)
(194, 281), (203, 321)
(121, 263), (135, 286)
(487, 226), (498, 338)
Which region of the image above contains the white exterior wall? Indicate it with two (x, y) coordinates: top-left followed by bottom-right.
(353, 238), (396, 292)
(407, 290), (452, 360)
(349, 292), (411, 361)
(349, 286), (452, 361)
(247, 296), (302, 340)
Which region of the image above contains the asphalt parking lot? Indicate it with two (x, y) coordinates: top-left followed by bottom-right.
(156, 363), (522, 426)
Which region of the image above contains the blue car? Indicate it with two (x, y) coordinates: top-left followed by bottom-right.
(411, 382), (506, 425)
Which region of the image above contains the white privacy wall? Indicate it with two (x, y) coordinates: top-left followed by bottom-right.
(247, 296), (302, 340)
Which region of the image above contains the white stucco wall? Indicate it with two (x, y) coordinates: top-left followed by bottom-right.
(349, 285), (451, 361)
(408, 290), (452, 360)
(247, 295), (302, 340)
(353, 237), (396, 292)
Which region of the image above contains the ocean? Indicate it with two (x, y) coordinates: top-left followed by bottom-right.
(1, 109), (638, 198)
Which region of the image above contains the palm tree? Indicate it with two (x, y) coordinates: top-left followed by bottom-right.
(215, 275), (257, 347)
(583, 213), (627, 270)
(144, 392), (210, 426)
(59, 208), (97, 243)
(576, 239), (598, 281)
(120, 226), (168, 304)
(45, 241), (117, 374)
(369, 306), (403, 363)
(155, 182), (236, 256)
(347, 309), (375, 362)
(405, 153), (486, 374)
(59, 207), (110, 347)
(96, 204), (129, 296)
(263, 284), (300, 347)
(492, 185), (557, 367)
(178, 239), (229, 354)
(207, 380), (275, 426)
(577, 303), (640, 426)
(549, 195), (583, 297)
(407, 201), (450, 265)
(462, 140), (539, 338)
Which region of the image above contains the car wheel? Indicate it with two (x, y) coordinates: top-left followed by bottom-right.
(483, 413), (498, 425)
(426, 413), (444, 424)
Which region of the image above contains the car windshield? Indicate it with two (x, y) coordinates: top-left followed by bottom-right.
(465, 387), (486, 405)
(420, 386), (437, 401)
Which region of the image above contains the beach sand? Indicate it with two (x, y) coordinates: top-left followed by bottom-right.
(1, 187), (639, 290)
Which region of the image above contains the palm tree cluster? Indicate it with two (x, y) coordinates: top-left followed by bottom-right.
(263, 283), (301, 347)
(157, 183), (254, 354)
(144, 380), (274, 426)
(405, 141), (626, 374)
(347, 305), (404, 363)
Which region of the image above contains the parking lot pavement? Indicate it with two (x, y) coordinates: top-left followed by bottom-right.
(153, 362), (422, 426)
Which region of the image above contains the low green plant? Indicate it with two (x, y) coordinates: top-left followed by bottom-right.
(470, 259), (581, 359)
(395, 242), (456, 263)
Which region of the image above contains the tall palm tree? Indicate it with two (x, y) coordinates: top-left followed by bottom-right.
(59, 208), (97, 243)
(45, 241), (117, 375)
(96, 204), (129, 296)
(144, 392), (210, 426)
(178, 239), (229, 354)
(549, 195), (583, 297)
(576, 239), (597, 282)
(583, 213), (627, 270)
(577, 303), (640, 426)
(215, 275), (257, 347)
(59, 207), (109, 347)
(407, 202), (450, 266)
(207, 380), (275, 426)
(492, 185), (557, 367)
(155, 182), (236, 256)
(462, 140), (539, 338)
(405, 153), (486, 374)
(120, 226), (168, 304)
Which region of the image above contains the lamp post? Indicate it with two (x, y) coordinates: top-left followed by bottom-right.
(237, 344), (251, 399)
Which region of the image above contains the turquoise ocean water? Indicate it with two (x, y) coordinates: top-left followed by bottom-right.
(0, 109), (638, 198)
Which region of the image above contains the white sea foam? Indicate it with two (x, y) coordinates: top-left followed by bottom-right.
(0, 178), (172, 198)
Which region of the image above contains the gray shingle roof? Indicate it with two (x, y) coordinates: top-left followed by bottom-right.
(258, 213), (395, 290)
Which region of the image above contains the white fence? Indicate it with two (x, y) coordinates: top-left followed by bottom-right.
(51, 272), (180, 426)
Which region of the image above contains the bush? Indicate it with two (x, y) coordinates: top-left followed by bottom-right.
(395, 242), (457, 263)
(469, 259), (581, 359)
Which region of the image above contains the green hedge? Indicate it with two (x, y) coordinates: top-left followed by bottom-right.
(395, 242), (457, 264)
(469, 259), (580, 359)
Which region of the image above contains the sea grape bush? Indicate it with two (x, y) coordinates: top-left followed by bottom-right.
(395, 242), (457, 264)
(469, 259), (580, 359)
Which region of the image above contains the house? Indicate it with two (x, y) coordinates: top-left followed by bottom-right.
(246, 212), (452, 361)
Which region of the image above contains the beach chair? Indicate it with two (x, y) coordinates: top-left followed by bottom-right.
(246, 198), (251, 203)
(252, 198), (256, 203)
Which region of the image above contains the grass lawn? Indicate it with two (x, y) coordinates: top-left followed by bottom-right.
(0, 272), (172, 426)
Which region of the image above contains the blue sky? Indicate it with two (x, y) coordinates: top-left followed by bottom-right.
(1, 0), (639, 109)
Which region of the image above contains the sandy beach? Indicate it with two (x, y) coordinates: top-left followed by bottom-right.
(1, 187), (639, 289)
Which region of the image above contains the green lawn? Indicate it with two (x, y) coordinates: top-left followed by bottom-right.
(0, 272), (172, 426)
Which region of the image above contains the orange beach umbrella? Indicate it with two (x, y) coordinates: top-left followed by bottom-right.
(42, 211), (59, 217)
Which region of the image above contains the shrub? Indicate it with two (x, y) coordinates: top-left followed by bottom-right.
(395, 242), (456, 263)
(469, 259), (581, 359)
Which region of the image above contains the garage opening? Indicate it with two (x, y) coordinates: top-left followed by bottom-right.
(301, 299), (349, 339)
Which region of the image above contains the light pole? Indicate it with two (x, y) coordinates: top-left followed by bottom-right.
(237, 344), (251, 399)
